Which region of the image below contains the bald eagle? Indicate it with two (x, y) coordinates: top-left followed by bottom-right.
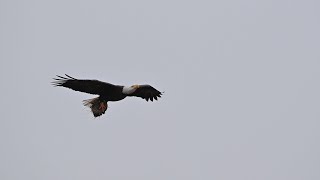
(52, 74), (162, 117)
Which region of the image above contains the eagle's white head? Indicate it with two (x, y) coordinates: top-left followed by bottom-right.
(122, 84), (140, 95)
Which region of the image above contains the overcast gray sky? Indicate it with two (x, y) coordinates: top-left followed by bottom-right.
(1, 0), (320, 179)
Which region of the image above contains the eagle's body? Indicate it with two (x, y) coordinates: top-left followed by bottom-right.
(52, 74), (162, 117)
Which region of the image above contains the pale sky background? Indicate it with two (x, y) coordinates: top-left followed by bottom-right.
(1, 0), (320, 179)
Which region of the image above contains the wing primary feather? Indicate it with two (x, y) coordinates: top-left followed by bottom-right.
(56, 75), (68, 79)
(53, 78), (64, 81)
(65, 74), (76, 79)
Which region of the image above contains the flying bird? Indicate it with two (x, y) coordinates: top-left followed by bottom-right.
(52, 74), (162, 117)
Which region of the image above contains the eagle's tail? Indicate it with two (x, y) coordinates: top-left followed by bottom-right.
(83, 97), (108, 117)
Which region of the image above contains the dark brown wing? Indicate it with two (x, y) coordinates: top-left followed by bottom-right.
(129, 85), (162, 102)
(52, 74), (116, 95)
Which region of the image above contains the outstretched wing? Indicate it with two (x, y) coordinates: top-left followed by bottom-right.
(129, 85), (162, 102)
(52, 74), (116, 95)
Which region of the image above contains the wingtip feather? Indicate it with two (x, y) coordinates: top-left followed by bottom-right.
(65, 74), (76, 79)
